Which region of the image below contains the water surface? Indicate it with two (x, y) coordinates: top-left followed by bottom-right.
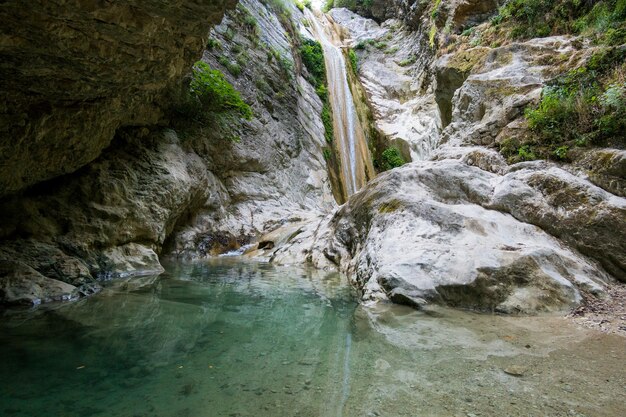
(1, 259), (624, 417)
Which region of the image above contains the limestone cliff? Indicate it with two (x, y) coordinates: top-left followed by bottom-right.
(0, 0), (335, 305)
(0, 0), (238, 197)
(259, 1), (626, 313)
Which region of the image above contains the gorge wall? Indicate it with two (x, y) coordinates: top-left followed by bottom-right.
(0, 0), (237, 196)
(0, 0), (336, 305)
(258, 0), (626, 313)
(1, 0), (625, 315)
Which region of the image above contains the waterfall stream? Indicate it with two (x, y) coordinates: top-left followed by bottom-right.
(306, 9), (373, 198)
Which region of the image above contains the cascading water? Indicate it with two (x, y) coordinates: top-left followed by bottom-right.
(306, 9), (374, 198)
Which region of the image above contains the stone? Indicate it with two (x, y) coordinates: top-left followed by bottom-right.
(271, 160), (617, 312)
(573, 149), (626, 198)
(0, 260), (78, 306)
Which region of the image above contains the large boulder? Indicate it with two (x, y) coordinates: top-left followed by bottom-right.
(266, 159), (623, 312)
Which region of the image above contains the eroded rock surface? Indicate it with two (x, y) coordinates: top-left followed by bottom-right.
(266, 160), (620, 313)
(0, 0), (335, 306)
(330, 8), (440, 161)
(261, 3), (626, 313)
(0, 0), (236, 196)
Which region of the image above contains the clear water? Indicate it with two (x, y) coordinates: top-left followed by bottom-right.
(1, 259), (625, 417)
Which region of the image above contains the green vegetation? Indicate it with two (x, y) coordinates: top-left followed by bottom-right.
(206, 38), (222, 50)
(299, 37), (334, 144)
(385, 46), (399, 55)
(260, 0), (292, 18)
(500, 48), (625, 162)
(354, 41), (367, 50)
(374, 41), (388, 50)
(490, 0), (626, 44)
(348, 49), (358, 74)
(267, 46), (294, 79)
(378, 199), (403, 214)
(224, 27), (235, 41)
(322, 0), (334, 12)
(398, 55), (417, 67)
(300, 38), (326, 85)
(323, 0), (372, 14)
(189, 62), (252, 119)
(431, 0), (443, 19)
(429, 25), (437, 48)
(237, 5), (261, 39)
(321, 104), (334, 143)
(255, 78), (273, 96)
(295, 0), (312, 11)
(379, 147), (406, 171)
(218, 56), (243, 77)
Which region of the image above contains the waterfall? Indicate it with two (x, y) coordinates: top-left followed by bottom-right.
(306, 9), (373, 198)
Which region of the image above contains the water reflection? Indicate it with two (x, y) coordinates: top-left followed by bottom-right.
(1, 259), (624, 417)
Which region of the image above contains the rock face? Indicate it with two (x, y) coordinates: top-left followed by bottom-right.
(0, 0), (237, 196)
(259, 2), (626, 313)
(166, 0), (335, 258)
(0, 0), (335, 305)
(267, 160), (618, 313)
(330, 8), (440, 162)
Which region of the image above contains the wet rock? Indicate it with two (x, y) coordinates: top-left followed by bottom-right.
(0, 129), (209, 299)
(167, 0), (336, 258)
(330, 8), (441, 161)
(0, 260), (78, 306)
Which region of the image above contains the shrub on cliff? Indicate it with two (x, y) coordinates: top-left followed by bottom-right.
(379, 147), (406, 171)
(526, 48), (625, 148)
(491, 0), (626, 44)
(176, 61), (252, 122)
(300, 38), (326, 87)
(501, 47), (626, 163)
(300, 37), (335, 143)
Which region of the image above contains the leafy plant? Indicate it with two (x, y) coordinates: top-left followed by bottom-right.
(491, 0), (626, 43)
(224, 27), (235, 41)
(299, 36), (334, 144)
(218, 56), (243, 77)
(517, 145), (537, 161)
(429, 25), (437, 48)
(514, 47), (626, 161)
(398, 56), (417, 67)
(188, 61), (252, 120)
(348, 49), (358, 74)
(385, 46), (399, 55)
(553, 145), (570, 160)
(206, 38), (221, 50)
(300, 38), (326, 86)
(295, 0), (312, 11)
(379, 147), (406, 171)
(431, 0), (443, 19)
(322, 103), (334, 143)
